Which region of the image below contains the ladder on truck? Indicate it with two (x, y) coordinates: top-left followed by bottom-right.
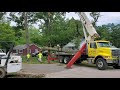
(66, 12), (100, 68)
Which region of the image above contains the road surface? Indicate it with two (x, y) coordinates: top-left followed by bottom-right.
(45, 65), (120, 78)
(8, 63), (120, 78)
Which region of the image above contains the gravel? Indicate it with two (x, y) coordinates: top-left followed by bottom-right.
(6, 63), (120, 78)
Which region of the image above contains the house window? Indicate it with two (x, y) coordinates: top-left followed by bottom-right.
(35, 49), (38, 53)
(29, 49), (31, 53)
(19, 49), (23, 53)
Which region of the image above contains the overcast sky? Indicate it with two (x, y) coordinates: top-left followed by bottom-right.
(66, 12), (120, 26)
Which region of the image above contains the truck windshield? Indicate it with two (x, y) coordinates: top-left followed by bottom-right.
(97, 42), (111, 47)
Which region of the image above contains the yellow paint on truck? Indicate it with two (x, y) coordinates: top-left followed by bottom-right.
(88, 40), (117, 62)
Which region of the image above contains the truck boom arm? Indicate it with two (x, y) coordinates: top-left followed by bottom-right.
(78, 12), (100, 42)
(66, 12), (100, 68)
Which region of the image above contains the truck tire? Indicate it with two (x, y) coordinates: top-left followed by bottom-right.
(0, 68), (6, 78)
(96, 58), (108, 70)
(113, 64), (120, 69)
(63, 57), (70, 64)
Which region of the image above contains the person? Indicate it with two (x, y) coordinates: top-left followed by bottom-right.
(27, 53), (30, 61)
(38, 51), (43, 62)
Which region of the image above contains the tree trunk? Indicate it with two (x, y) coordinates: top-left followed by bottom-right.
(23, 12), (30, 55)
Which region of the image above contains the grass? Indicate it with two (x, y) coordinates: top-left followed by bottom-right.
(22, 56), (59, 64)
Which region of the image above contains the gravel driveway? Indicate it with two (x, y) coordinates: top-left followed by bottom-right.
(11, 63), (120, 78)
(45, 64), (120, 78)
(17, 63), (78, 75)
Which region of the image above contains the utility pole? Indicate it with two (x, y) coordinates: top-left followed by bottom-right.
(23, 12), (30, 58)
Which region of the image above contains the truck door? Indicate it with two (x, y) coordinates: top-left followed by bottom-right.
(7, 56), (22, 73)
(88, 42), (97, 57)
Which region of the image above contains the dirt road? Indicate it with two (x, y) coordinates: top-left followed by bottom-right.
(20, 63), (72, 74)
(8, 63), (120, 78)
(45, 64), (120, 78)
(12, 63), (78, 77)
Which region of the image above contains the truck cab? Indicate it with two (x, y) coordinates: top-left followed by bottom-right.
(88, 40), (120, 69)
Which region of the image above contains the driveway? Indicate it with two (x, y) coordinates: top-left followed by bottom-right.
(8, 63), (120, 78)
(45, 63), (120, 78)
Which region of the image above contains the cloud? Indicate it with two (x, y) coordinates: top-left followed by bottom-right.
(66, 12), (120, 26)
(65, 12), (79, 20)
(97, 12), (120, 26)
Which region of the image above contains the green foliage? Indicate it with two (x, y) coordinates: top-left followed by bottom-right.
(96, 25), (110, 40)
(14, 30), (26, 45)
(29, 26), (42, 46)
(110, 24), (120, 47)
(8, 12), (37, 30)
(1, 12), (120, 49)
(8, 12), (37, 40)
(0, 12), (6, 22)
(96, 23), (120, 48)
(0, 23), (15, 41)
(38, 15), (83, 48)
(36, 12), (66, 35)
(0, 22), (15, 53)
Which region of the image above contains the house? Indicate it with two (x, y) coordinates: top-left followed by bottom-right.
(62, 42), (76, 51)
(12, 44), (41, 56)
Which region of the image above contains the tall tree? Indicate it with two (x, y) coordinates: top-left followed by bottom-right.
(35, 12), (66, 46)
(0, 12), (6, 22)
(29, 26), (42, 46)
(90, 12), (101, 26)
(38, 16), (83, 48)
(8, 12), (37, 30)
(23, 12), (30, 54)
(7, 12), (37, 40)
(110, 24), (120, 47)
(0, 23), (15, 41)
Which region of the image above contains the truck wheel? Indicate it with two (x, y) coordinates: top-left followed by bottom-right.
(63, 57), (70, 64)
(96, 58), (107, 70)
(113, 65), (120, 69)
(0, 68), (6, 78)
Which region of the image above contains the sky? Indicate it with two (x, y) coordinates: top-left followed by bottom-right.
(66, 12), (120, 26)
(10, 12), (120, 28)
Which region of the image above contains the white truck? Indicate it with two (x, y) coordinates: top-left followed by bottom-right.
(0, 42), (22, 78)
(0, 49), (6, 57)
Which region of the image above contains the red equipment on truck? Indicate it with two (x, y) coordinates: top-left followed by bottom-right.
(66, 12), (99, 68)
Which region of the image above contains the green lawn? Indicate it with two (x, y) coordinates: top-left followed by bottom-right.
(22, 56), (59, 64)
